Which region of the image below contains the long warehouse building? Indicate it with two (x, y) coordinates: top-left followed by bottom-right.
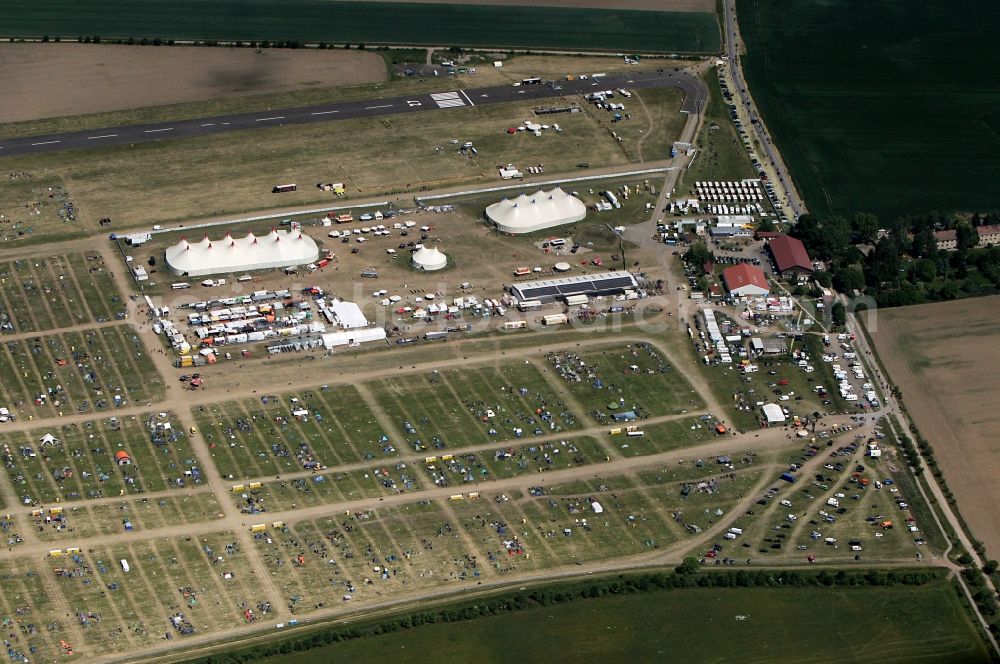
(510, 270), (638, 303)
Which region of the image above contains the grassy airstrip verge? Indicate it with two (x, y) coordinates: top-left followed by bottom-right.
(737, 0), (1000, 218)
(0, 92), (662, 243)
(0, 1), (720, 53)
(177, 570), (987, 664)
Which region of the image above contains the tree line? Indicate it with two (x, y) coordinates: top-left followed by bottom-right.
(790, 211), (1000, 307)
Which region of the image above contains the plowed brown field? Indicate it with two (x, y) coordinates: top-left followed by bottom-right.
(0, 43), (387, 123)
(868, 297), (1000, 556)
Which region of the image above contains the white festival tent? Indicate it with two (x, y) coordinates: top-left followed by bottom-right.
(165, 229), (320, 277)
(486, 187), (586, 234)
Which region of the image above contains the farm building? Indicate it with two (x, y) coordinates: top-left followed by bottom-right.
(762, 403), (786, 425)
(722, 264), (769, 297)
(766, 235), (813, 278)
(165, 229), (319, 277)
(933, 223), (1000, 251)
(411, 246), (448, 271)
(486, 187), (586, 234)
(510, 270), (638, 303)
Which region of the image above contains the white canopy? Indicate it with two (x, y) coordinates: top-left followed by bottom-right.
(762, 403), (786, 424)
(486, 187), (586, 234)
(322, 327), (387, 349)
(412, 246), (447, 271)
(165, 229), (319, 277)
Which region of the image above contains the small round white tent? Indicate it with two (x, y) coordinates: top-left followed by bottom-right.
(411, 246), (447, 271)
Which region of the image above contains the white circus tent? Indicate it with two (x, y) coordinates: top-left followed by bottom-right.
(485, 187), (586, 234)
(165, 229), (319, 277)
(411, 245), (447, 271)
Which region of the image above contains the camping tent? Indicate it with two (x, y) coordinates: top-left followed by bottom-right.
(486, 187), (586, 234)
(411, 246), (448, 271)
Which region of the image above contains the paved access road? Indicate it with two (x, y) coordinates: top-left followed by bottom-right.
(722, 0), (807, 219)
(0, 69), (706, 158)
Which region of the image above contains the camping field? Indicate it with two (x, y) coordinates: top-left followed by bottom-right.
(0, 325), (164, 420)
(866, 297), (1000, 558)
(3, 412), (198, 503)
(0, 0), (720, 53)
(257, 579), (990, 664)
(0, 252), (126, 332)
(736, 0), (1000, 219)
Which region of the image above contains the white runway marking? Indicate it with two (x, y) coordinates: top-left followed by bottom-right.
(255, 117), (285, 122)
(311, 110), (339, 116)
(144, 128), (174, 133)
(87, 134), (117, 140)
(430, 91), (466, 109)
(459, 90), (475, 106)
(31, 140), (60, 146)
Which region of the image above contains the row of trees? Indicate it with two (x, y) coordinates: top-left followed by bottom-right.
(791, 211), (1000, 307)
(188, 567), (945, 664)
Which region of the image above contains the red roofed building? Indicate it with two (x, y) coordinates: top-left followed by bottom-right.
(767, 235), (813, 278)
(722, 264), (770, 297)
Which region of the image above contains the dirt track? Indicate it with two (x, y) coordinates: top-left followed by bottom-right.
(867, 297), (1000, 557)
(0, 44), (387, 123)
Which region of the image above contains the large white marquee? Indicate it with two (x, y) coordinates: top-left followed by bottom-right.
(485, 187), (586, 234)
(165, 229), (320, 277)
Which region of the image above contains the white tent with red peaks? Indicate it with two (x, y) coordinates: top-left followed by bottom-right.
(165, 229), (320, 277)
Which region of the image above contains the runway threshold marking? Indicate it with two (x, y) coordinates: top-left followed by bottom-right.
(87, 134), (117, 140)
(430, 92), (465, 109)
(459, 90), (475, 106)
(31, 140), (60, 146)
(144, 128), (174, 133)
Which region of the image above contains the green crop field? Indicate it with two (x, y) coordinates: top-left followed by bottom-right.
(737, 0), (1000, 219)
(259, 579), (989, 664)
(0, 1), (719, 53)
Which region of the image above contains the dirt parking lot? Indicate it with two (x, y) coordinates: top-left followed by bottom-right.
(868, 297), (1000, 557)
(0, 43), (387, 123)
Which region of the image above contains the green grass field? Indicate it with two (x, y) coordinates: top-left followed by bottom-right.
(260, 579), (989, 664)
(0, 1), (719, 53)
(737, 0), (1000, 219)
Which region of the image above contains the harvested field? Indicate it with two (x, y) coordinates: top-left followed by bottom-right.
(0, 44), (387, 124)
(867, 297), (1000, 557)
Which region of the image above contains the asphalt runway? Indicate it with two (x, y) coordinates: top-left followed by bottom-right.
(0, 70), (705, 158)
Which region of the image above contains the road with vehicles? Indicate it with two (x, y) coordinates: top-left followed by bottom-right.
(722, 0), (806, 220)
(0, 69), (706, 158)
